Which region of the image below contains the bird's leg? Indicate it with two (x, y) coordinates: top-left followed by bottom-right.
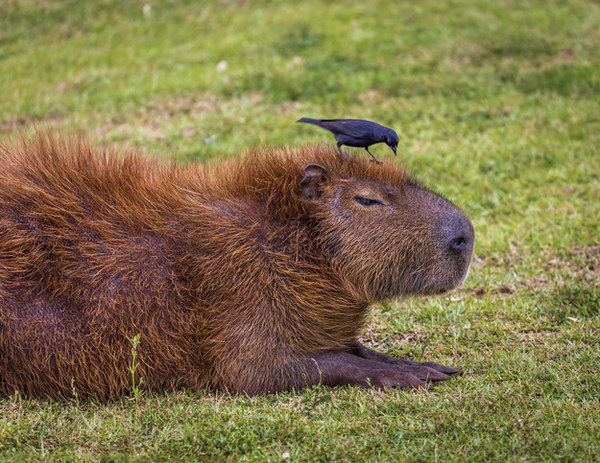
(365, 147), (382, 165)
(337, 143), (352, 160)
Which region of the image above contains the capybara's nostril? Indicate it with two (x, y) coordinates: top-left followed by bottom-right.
(446, 214), (474, 256)
(450, 235), (468, 252)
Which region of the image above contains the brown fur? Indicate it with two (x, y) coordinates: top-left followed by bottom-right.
(0, 132), (472, 398)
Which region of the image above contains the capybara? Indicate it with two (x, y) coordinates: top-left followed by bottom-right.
(0, 132), (473, 399)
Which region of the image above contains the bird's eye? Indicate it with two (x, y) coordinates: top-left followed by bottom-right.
(354, 196), (384, 206)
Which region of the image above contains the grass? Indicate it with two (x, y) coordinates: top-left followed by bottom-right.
(1, 0), (599, 460)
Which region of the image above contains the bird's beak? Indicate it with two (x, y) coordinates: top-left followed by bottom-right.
(392, 145), (397, 156)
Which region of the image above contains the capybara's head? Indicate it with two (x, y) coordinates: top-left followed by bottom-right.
(300, 161), (474, 301)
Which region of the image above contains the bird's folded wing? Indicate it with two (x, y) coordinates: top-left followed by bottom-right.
(318, 120), (375, 136)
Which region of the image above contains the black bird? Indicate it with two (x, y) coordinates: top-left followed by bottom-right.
(297, 117), (399, 164)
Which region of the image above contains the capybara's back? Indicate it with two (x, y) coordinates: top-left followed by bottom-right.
(0, 132), (473, 398)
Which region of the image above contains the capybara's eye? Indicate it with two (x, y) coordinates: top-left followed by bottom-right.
(354, 196), (383, 206)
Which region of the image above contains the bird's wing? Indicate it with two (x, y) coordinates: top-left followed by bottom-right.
(317, 119), (378, 136)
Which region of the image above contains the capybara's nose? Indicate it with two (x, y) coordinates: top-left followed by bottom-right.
(445, 213), (474, 257)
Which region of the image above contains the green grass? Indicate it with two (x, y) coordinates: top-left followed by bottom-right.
(1, 0), (599, 460)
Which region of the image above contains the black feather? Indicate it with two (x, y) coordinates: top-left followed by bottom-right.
(297, 118), (399, 163)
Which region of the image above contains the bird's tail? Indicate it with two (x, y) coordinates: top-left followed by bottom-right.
(296, 117), (321, 125)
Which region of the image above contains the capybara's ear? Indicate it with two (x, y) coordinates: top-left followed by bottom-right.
(300, 164), (331, 200)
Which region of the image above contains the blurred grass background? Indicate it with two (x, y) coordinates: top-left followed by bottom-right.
(0, 0), (599, 461)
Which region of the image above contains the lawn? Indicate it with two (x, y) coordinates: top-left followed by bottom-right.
(1, 0), (599, 460)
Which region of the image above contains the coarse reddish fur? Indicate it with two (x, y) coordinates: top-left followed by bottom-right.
(0, 132), (472, 398)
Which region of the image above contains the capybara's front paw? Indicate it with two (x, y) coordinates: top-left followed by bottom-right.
(390, 359), (457, 382)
